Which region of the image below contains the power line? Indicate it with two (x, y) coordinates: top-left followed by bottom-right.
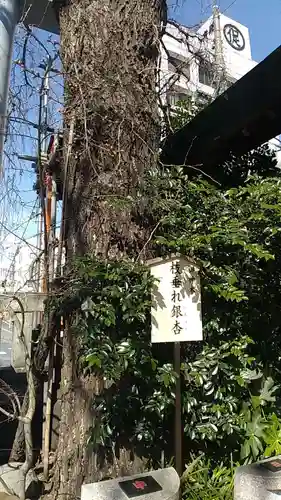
(222, 0), (239, 15)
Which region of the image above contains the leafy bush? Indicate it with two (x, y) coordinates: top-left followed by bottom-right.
(148, 169), (281, 462)
(50, 128), (281, 466)
(182, 455), (235, 500)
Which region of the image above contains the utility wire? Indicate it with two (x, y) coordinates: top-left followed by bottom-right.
(222, 0), (239, 15)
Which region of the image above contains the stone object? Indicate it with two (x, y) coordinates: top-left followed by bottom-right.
(0, 494), (19, 500)
(0, 462), (38, 499)
(81, 467), (180, 500)
(0, 293), (46, 372)
(234, 455), (281, 499)
(148, 255), (202, 343)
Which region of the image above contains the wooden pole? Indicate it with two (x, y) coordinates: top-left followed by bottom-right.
(174, 341), (182, 477)
(43, 171), (57, 479)
(49, 173), (57, 280)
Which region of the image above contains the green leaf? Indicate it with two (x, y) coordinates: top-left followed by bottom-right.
(264, 414), (281, 457)
(241, 409), (268, 460)
(251, 396), (261, 410)
(240, 369), (263, 382)
(259, 377), (278, 405)
(151, 358), (158, 371)
(86, 354), (102, 368)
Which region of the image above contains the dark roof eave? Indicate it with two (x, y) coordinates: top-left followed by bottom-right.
(161, 45), (281, 168)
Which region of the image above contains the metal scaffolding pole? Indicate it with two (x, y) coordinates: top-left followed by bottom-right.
(0, 0), (22, 171)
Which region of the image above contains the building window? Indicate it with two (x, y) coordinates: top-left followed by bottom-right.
(167, 91), (189, 107)
(198, 60), (214, 87)
(168, 53), (190, 80)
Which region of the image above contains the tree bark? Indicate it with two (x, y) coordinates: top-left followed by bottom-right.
(51, 0), (167, 497)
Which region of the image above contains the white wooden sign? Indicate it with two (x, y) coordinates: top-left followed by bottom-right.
(148, 255), (202, 343)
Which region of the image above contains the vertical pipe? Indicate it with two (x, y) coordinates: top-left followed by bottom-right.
(0, 0), (22, 172)
(42, 182), (51, 294)
(49, 173), (56, 280)
(46, 187), (52, 235)
(42, 175), (54, 478)
(36, 198), (41, 292)
(42, 68), (50, 154)
(40, 208), (44, 292)
(41, 66), (51, 293)
(41, 60), (57, 481)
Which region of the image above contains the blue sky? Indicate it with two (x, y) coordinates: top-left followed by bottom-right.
(5, 0), (281, 243)
(2, 30), (62, 243)
(169, 0), (281, 62)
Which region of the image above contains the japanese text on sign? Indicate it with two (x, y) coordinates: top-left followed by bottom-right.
(149, 256), (202, 343)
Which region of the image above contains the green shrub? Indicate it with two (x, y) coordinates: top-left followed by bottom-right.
(182, 455), (235, 500)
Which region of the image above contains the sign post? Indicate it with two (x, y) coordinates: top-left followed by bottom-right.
(148, 255), (202, 477)
(174, 341), (182, 476)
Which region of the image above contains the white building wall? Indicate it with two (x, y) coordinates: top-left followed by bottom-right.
(0, 233), (38, 367)
(161, 13), (280, 165)
(161, 13), (257, 101)
(0, 234), (37, 294)
(197, 14), (256, 80)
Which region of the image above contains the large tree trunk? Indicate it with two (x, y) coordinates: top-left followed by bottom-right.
(51, 0), (166, 498)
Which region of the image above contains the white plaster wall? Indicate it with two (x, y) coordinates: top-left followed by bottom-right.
(161, 13), (258, 99)
(160, 14), (280, 166)
(161, 25), (201, 97)
(219, 14), (256, 80)
(0, 233), (37, 293)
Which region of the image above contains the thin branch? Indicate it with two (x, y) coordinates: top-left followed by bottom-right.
(0, 404), (15, 420)
(136, 219), (163, 263)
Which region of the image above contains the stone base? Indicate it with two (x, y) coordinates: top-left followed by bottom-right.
(234, 456), (281, 500)
(0, 494), (19, 500)
(81, 468), (180, 500)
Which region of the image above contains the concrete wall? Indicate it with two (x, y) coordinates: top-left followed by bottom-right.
(161, 13), (257, 102)
(198, 14), (257, 80)
(0, 293), (46, 373)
